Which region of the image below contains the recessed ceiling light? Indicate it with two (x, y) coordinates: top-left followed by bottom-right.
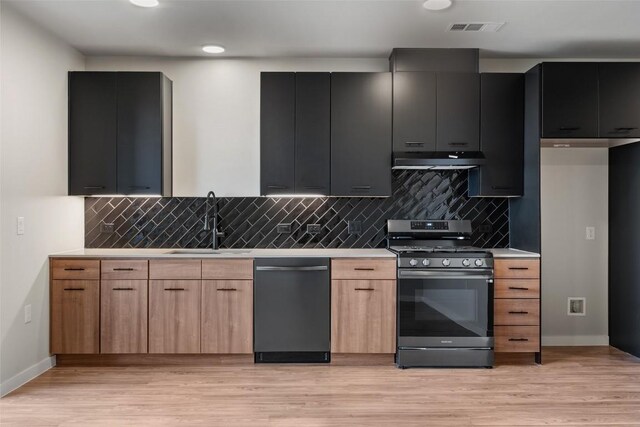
(202, 45), (226, 54)
(423, 0), (452, 11)
(130, 0), (159, 7)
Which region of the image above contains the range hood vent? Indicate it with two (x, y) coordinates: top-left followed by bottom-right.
(448, 22), (505, 32)
(392, 151), (486, 170)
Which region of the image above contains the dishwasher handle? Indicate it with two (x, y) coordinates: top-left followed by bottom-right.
(256, 265), (329, 272)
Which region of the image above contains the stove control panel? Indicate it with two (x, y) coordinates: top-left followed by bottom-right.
(410, 221), (449, 230)
(398, 256), (493, 269)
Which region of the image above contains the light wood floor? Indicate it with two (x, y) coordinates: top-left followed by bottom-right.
(1, 347), (639, 426)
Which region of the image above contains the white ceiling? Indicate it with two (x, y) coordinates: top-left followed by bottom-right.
(5, 0), (640, 59)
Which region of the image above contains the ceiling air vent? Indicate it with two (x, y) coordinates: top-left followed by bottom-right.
(448, 22), (505, 32)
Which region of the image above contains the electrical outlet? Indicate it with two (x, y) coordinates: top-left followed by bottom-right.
(306, 224), (322, 234)
(24, 304), (32, 324)
(16, 217), (25, 235)
(348, 220), (362, 235)
(568, 297), (586, 316)
(586, 226), (596, 240)
(277, 223), (292, 234)
(100, 222), (115, 234)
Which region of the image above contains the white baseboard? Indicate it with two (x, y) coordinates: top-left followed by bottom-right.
(542, 335), (610, 346)
(0, 355), (56, 398)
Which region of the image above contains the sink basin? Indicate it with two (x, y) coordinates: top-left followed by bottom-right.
(167, 249), (251, 255)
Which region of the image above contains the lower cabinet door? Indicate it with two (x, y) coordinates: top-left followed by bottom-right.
(494, 326), (540, 352)
(201, 280), (253, 354)
(331, 280), (396, 353)
(51, 280), (99, 354)
(100, 280), (148, 354)
(149, 280), (201, 353)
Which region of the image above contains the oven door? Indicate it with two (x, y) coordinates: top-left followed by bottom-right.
(397, 269), (494, 349)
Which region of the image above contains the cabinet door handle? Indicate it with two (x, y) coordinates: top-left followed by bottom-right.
(164, 288), (185, 291)
(448, 142), (469, 147)
(216, 288), (237, 292)
(508, 286), (530, 291)
(354, 267), (375, 271)
(508, 267), (529, 270)
(302, 186), (324, 190)
(354, 288), (375, 291)
(64, 267), (85, 271)
(558, 126), (581, 131)
(508, 311), (530, 315)
(266, 185), (288, 190)
(63, 288), (85, 291)
(609, 127), (638, 133)
(351, 185), (371, 191)
(112, 287), (135, 291)
(113, 268), (135, 271)
(128, 186), (151, 190)
(405, 142), (425, 146)
(508, 338), (529, 342)
(83, 186), (105, 190)
(491, 186), (515, 190)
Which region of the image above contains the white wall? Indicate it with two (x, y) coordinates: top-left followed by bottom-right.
(0, 5), (85, 395)
(86, 56), (387, 197)
(540, 148), (609, 345)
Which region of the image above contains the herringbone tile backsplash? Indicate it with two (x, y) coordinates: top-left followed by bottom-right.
(85, 170), (510, 249)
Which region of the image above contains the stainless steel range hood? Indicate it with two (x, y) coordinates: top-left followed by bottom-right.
(392, 151), (486, 170)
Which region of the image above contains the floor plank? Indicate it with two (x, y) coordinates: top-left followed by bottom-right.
(1, 347), (639, 426)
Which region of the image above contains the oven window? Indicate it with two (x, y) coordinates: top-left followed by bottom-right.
(399, 278), (490, 338)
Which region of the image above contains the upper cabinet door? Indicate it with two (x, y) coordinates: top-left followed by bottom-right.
(436, 73), (480, 152)
(331, 73), (392, 197)
(393, 72), (437, 153)
(599, 63), (640, 138)
(541, 63), (598, 138)
(260, 72), (295, 195)
(68, 72), (117, 195)
(469, 73), (524, 197)
(117, 72), (164, 195)
(295, 73), (331, 195)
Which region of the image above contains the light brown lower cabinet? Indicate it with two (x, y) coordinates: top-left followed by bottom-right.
(201, 280), (253, 354)
(100, 280), (148, 354)
(149, 280), (201, 354)
(331, 279), (396, 354)
(51, 280), (99, 354)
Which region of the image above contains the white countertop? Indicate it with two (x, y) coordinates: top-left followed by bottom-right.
(49, 248), (396, 259)
(488, 248), (540, 258)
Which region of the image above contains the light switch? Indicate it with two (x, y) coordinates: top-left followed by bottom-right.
(17, 217), (25, 235)
(586, 226), (595, 240)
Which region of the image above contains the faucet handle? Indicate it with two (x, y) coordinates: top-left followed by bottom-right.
(216, 230), (225, 238)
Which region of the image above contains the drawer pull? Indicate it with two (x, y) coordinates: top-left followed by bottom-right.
(405, 141), (425, 146)
(354, 288), (375, 291)
(448, 142), (469, 147)
(164, 288), (185, 291)
(216, 288), (237, 292)
(64, 268), (85, 271)
(508, 338), (529, 342)
(266, 185), (288, 189)
(508, 286), (530, 291)
(128, 186), (151, 190)
(508, 267), (529, 270)
(354, 268), (375, 271)
(351, 185), (371, 191)
(83, 186), (105, 190)
(63, 288), (85, 291)
(558, 126), (581, 131)
(113, 268), (135, 271)
(112, 287), (134, 291)
(508, 311), (530, 315)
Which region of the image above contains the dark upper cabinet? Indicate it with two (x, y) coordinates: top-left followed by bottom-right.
(469, 73), (524, 197)
(541, 63), (598, 138)
(295, 73), (331, 194)
(392, 72), (437, 152)
(68, 72), (118, 195)
(598, 63), (640, 138)
(260, 72), (295, 195)
(331, 72), (392, 197)
(436, 73), (480, 152)
(68, 71), (172, 196)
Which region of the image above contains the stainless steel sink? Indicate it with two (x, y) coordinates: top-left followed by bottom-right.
(167, 249), (251, 255)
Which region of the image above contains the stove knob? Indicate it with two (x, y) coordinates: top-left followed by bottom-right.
(462, 259), (470, 267)
(475, 259), (483, 267)
(442, 258), (451, 267)
(422, 259), (430, 267)
(409, 259), (418, 266)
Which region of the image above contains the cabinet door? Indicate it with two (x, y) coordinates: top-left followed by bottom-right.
(541, 63), (598, 138)
(599, 63), (640, 138)
(149, 280), (201, 353)
(68, 72), (117, 195)
(331, 73), (392, 196)
(260, 72), (295, 195)
(469, 73), (524, 197)
(201, 280), (253, 354)
(436, 73), (480, 151)
(393, 72), (437, 153)
(51, 280), (99, 354)
(295, 73), (331, 194)
(117, 72), (163, 195)
(331, 280), (396, 353)
(100, 280), (148, 354)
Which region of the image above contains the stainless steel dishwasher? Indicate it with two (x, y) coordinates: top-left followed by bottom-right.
(254, 258), (330, 363)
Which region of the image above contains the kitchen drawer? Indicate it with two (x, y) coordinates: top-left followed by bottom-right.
(101, 260), (148, 280)
(494, 259), (540, 279)
(494, 326), (540, 352)
(149, 259), (201, 280)
(494, 299), (540, 326)
(202, 259), (253, 280)
(331, 258), (396, 280)
(494, 279), (540, 299)
(51, 259), (100, 280)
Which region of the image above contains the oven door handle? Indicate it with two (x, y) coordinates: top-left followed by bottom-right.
(398, 270), (494, 280)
